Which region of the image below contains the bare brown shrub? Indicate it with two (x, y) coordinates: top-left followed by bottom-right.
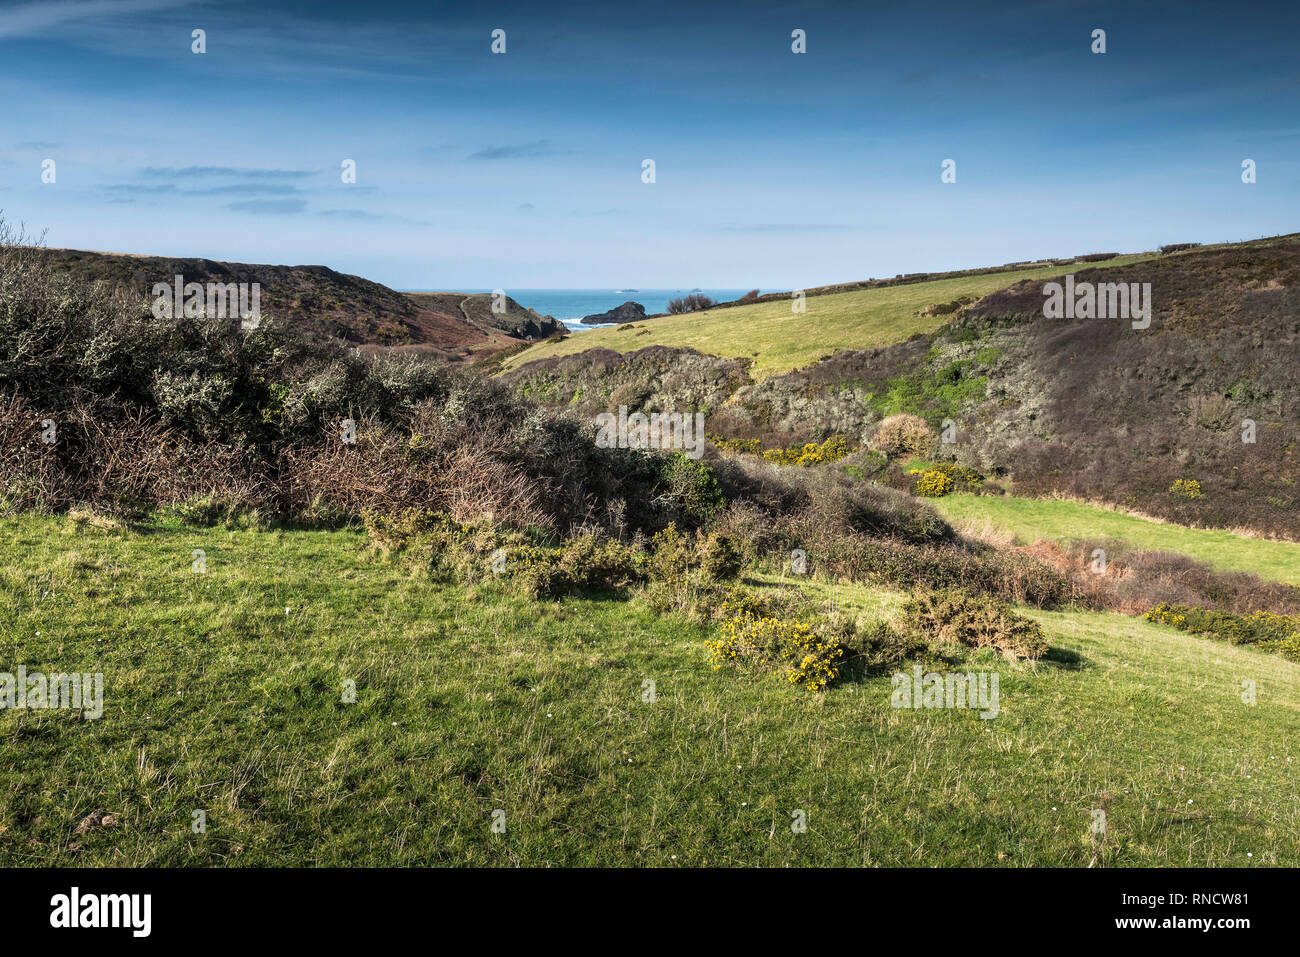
(869, 414), (935, 458)
(281, 408), (550, 531)
(1020, 539), (1300, 616)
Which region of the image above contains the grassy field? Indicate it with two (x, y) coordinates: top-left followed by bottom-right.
(504, 254), (1156, 379)
(1, 513), (1295, 867)
(932, 494), (1300, 586)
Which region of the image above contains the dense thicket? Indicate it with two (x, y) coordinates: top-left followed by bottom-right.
(0, 226), (719, 534)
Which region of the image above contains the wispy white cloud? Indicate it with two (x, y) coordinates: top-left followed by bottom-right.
(141, 166), (314, 179)
(470, 141), (565, 161)
(0, 0), (198, 39)
(227, 198), (305, 215)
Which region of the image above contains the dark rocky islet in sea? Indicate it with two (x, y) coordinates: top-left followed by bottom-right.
(580, 300), (645, 325)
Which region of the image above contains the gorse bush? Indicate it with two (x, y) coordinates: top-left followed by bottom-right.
(712, 434), (853, 466)
(845, 618), (941, 675)
(913, 468), (954, 497)
(705, 585), (991, 691)
(1169, 478), (1204, 500)
(903, 588), (1049, 660)
(639, 523), (748, 616)
(760, 435), (852, 466)
(711, 436), (764, 455)
(912, 462), (985, 497)
(1144, 603), (1300, 658)
(705, 586), (845, 693)
(1276, 632), (1300, 663)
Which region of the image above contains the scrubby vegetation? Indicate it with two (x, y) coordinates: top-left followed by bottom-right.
(1145, 604), (1300, 660)
(0, 225), (720, 536)
(667, 293), (716, 314)
(507, 234), (1300, 539)
(4, 512), (1298, 867)
(956, 240), (1300, 536)
(5, 221), (1300, 868)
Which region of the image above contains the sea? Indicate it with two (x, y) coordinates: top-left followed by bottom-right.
(473, 289), (754, 331)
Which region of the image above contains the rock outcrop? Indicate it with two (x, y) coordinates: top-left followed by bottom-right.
(581, 301), (645, 325)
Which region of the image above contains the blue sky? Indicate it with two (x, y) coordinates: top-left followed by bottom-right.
(0, 0), (1297, 289)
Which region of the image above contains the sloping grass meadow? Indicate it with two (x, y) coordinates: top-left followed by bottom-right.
(504, 254), (1156, 380)
(1, 514), (1295, 867)
(932, 494), (1300, 586)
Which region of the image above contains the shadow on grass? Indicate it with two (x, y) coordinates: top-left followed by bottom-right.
(1039, 645), (1089, 670)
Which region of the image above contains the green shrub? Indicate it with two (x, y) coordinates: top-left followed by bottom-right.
(698, 529), (744, 580)
(656, 452), (726, 527)
(1144, 603), (1300, 655)
(554, 533), (644, 592)
(868, 363), (988, 427)
(844, 618), (939, 674)
(644, 523), (743, 584)
(903, 588), (1049, 660)
(645, 522), (696, 582)
(508, 544), (565, 599)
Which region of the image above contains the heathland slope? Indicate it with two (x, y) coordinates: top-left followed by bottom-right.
(504, 234), (1300, 537)
(503, 252), (1158, 379)
(24, 248), (562, 360)
(404, 291), (566, 341)
(4, 221), (1299, 868)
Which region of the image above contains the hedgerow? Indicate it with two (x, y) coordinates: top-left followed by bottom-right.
(1144, 603), (1300, 658)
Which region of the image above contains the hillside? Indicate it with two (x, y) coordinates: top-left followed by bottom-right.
(405, 291), (567, 341)
(503, 252), (1158, 379)
(504, 234), (1300, 537)
(3, 513), (1296, 867)
(24, 248), (562, 361)
(932, 494), (1300, 585)
(4, 220), (1299, 870)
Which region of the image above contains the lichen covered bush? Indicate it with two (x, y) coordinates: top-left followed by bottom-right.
(870, 414), (935, 458)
